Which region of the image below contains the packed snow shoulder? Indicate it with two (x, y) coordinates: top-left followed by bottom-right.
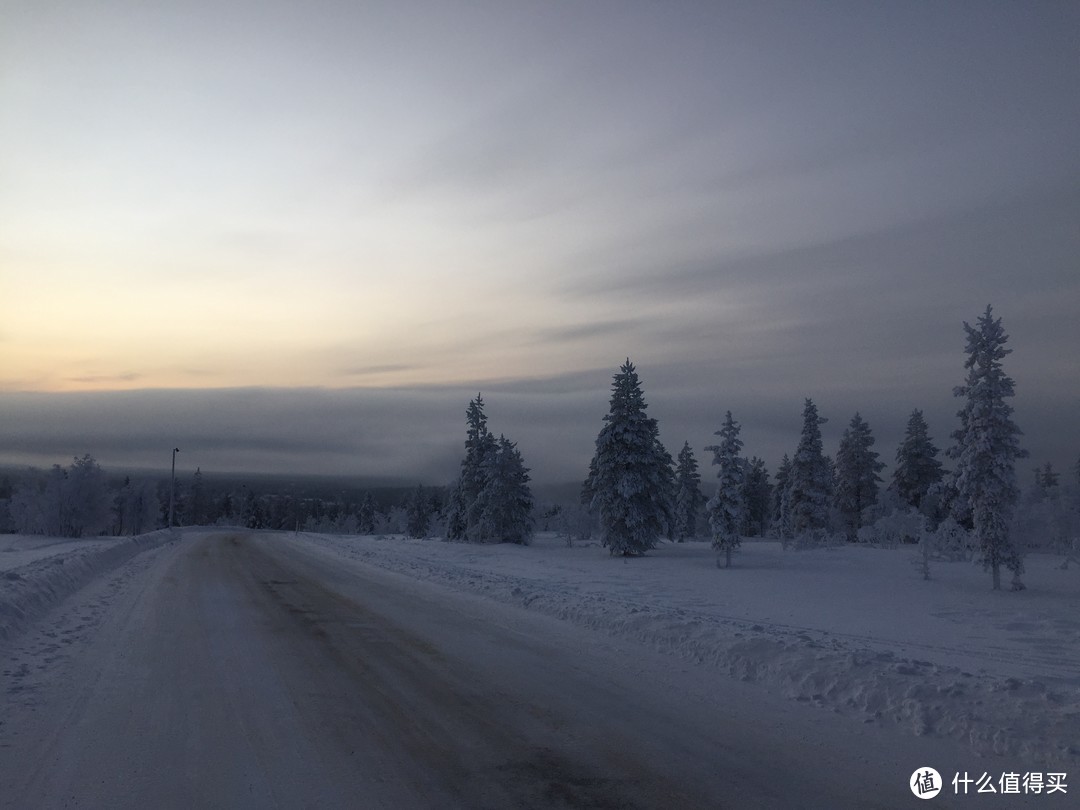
(0, 530), (177, 642)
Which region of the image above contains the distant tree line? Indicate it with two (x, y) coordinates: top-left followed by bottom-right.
(0, 460), (458, 539)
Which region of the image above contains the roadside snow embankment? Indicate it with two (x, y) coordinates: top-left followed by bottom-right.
(0, 530), (177, 642)
(297, 532), (1080, 767)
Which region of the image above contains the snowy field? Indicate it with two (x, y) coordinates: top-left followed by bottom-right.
(295, 531), (1080, 766)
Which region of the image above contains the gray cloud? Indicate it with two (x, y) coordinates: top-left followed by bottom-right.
(534, 320), (643, 345)
(65, 373), (144, 385)
(1, 356), (1075, 493)
(339, 363), (420, 378)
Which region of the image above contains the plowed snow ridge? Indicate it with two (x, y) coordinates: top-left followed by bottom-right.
(0, 530), (177, 641)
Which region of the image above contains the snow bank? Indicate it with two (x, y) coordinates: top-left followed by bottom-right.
(296, 532), (1080, 767)
(0, 530), (177, 642)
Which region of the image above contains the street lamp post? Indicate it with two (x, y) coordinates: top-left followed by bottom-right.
(169, 447), (180, 528)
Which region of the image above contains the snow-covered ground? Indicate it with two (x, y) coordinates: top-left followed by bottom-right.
(2, 526), (1077, 774)
(295, 531), (1080, 766)
(0, 530), (176, 641)
(0, 535), (113, 572)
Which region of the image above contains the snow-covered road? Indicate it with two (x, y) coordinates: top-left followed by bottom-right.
(0, 531), (1059, 808)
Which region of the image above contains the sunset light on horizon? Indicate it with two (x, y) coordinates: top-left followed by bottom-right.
(2, 0), (1077, 481)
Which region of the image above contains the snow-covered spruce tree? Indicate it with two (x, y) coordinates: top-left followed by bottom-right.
(582, 359), (675, 556)
(772, 453), (792, 537)
(15, 456), (112, 538)
(115, 478), (160, 535)
(1034, 462), (1059, 492)
(947, 305), (1028, 590)
(892, 409), (944, 515)
(407, 484), (432, 538)
(673, 441), (705, 541)
(741, 456), (773, 537)
(706, 411), (746, 568)
(358, 492), (376, 534)
(188, 467), (209, 526)
(834, 413), (884, 540)
(786, 399), (832, 537)
(446, 393), (498, 542)
(474, 435), (534, 544)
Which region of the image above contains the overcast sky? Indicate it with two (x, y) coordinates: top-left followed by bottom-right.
(2, 1), (1078, 485)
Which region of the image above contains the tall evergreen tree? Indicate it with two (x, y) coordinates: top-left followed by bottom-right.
(787, 399), (832, 536)
(446, 394), (498, 541)
(1034, 462), (1059, 492)
(834, 413), (885, 540)
(474, 435), (534, 544)
(112, 476), (160, 535)
(673, 441), (705, 541)
(407, 484), (432, 538)
(582, 360), (674, 556)
(189, 467), (209, 526)
(772, 454), (792, 536)
(358, 492), (376, 534)
(947, 305), (1028, 590)
(892, 409), (944, 512)
(741, 457), (773, 537)
(706, 411), (745, 567)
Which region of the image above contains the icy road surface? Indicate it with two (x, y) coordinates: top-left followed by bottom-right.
(0, 531), (1052, 808)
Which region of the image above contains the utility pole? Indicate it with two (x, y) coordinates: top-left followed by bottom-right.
(169, 447), (180, 528)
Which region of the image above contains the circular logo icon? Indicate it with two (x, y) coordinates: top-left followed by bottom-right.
(910, 767), (942, 799)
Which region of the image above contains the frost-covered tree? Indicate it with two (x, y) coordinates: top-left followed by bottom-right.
(474, 435), (534, 544)
(1033, 462), (1059, 492)
(947, 305), (1028, 590)
(892, 409), (944, 513)
(772, 454), (792, 536)
(706, 411), (745, 567)
(64, 455), (111, 537)
(741, 457), (772, 537)
(10, 456), (111, 537)
(188, 467), (209, 526)
(0, 476), (13, 533)
(582, 360), (675, 556)
(834, 413), (885, 540)
(115, 477), (160, 535)
(406, 485), (432, 538)
(358, 492), (376, 534)
(673, 441), (705, 541)
(786, 399), (832, 536)
(9, 473), (49, 535)
(446, 394), (499, 542)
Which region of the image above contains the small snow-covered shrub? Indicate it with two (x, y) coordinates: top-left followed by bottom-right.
(925, 516), (976, 562)
(857, 508), (924, 548)
(1012, 491), (1078, 557)
(374, 506), (407, 535)
(555, 501), (595, 547)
